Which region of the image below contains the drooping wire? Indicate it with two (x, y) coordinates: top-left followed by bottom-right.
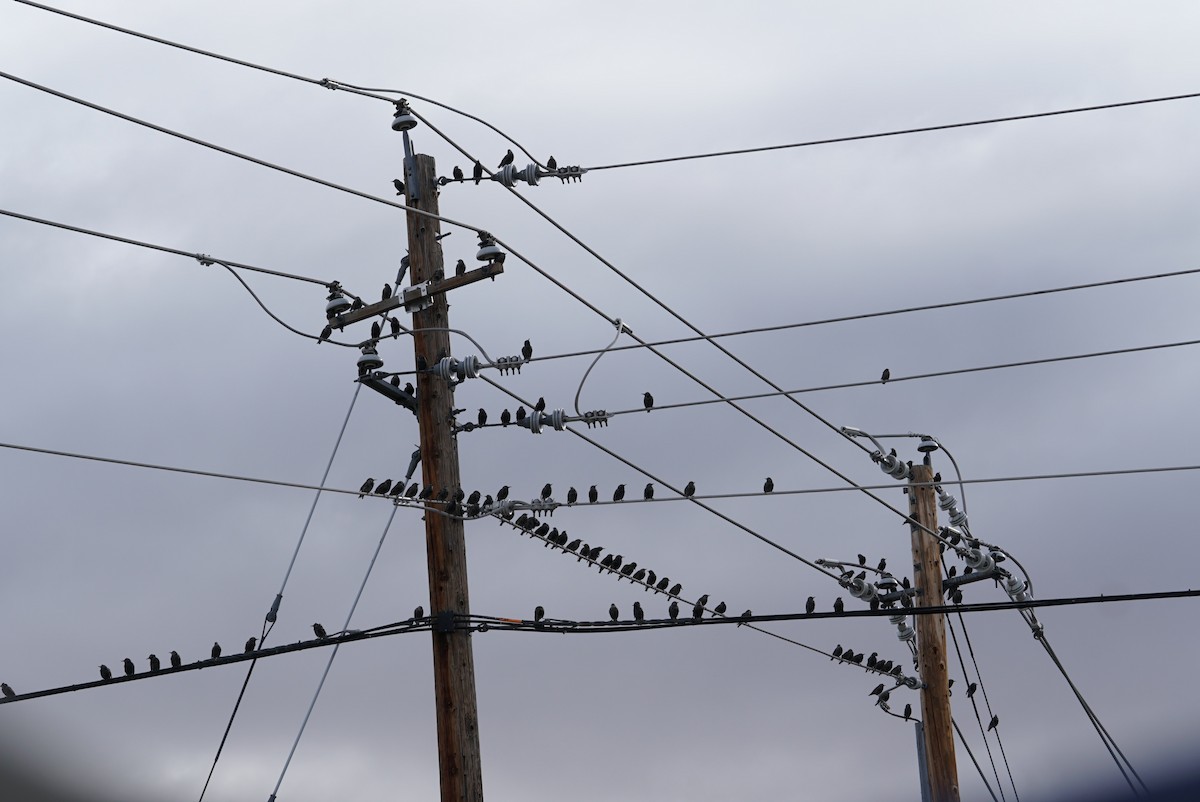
(268, 503), (399, 802)
(196, 382), (361, 801)
(573, 322), (626, 417)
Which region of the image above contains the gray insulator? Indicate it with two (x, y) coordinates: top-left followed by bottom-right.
(937, 492), (958, 512)
(948, 508), (969, 527)
(963, 548), (995, 573)
(848, 577), (878, 601)
(432, 355), (480, 383)
(879, 453), (910, 479)
(357, 346), (384, 372)
(903, 676), (923, 690)
(1002, 574), (1032, 603)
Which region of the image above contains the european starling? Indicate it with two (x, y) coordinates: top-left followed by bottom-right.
(714, 601), (727, 615)
(967, 682), (977, 698)
(833, 597), (844, 613)
(313, 623), (327, 639)
(546, 155), (557, 170)
(620, 563), (634, 578)
(498, 149), (514, 168)
(613, 484), (625, 502)
(1, 682), (14, 697)
(566, 538), (581, 552)
(867, 652), (878, 668)
(416, 355), (427, 372)
(567, 487), (578, 505)
(587, 545), (603, 560)
(389, 481), (405, 498)
(870, 683), (885, 696)
(609, 555), (623, 573)
(691, 602), (704, 620)
(211, 642), (222, 660)
(534, 606), (544, 622)
(456, 258), (466, 276)
(522, 339), (533, 361)
(473, 160), (483, 185)
(877, 558), (887, 572)
(515, 406), (527, 423)
(243, 637), (256, 654)
(683, 481), (695, 497)
(881, 368), (890, 384)
(857, 553), (866, 566)
(147, 654), (160, 672)
(500, 409), (511, 426)
(763, 477), (774, 493)
(987, 714), (999, 731)
(478, 409), (487, 427)
(534, 396), (546, 412)
(452, 165), (464, 181)
(99, 664), (112, 681)
(374, 479), (393, 496)
(643, 392), (654, 411)
(655, 577), (669, 591)
(123, 658), (135, 677)
(669, 601), (680, 621)
(643, 483), (654, 500)
(358, 478), (375, 498)
(497, 485), (510, 501)
(668, 583), (682, 597)
(467, 490), (482, 506)
(832, 644), (844, 660)
(806, 596), (815, 615)
(738, 609), (752, 626)
(404, 382), (415, 396)
(904, 703), (912, 720)
(696, 594), (709, 607)
(414, 606), (424, 621)
(541, 483), (553, 500)
(170, 651), (182, 668)
(382, 283), (393, 300)
(600, 554), (614, 572)
(390, 317), (401, 337)
(588, 485), (598, 503)
(633, 601), (644, 622)
(632, 568), (646, 582)
(609, 603), (619, 622)
(371, 320), (381, 340)
(318, 325), (332, 343)
(392, 178), (405, 195)
(405, 483), (419, 498)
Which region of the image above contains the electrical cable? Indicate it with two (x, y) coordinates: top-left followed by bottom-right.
(268, 503), (399, 802)
(572, 322), (625, 417)
(954, 717), (1003, 802)
(945, 612), (1008, 802)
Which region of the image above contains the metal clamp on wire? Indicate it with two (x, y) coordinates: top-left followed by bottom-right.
(527, 498), (558, 517)
(402, 281), (433, 313)
(492, 356), (524, 375)
(548, 165), (587, 183)
(580, 409), (610, 428)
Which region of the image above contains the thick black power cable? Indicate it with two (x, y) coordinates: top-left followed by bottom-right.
(954, 717), (1003, 802)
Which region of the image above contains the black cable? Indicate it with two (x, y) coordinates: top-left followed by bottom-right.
(945, 612), (1008, 801)
(954, 717), (1003, 802)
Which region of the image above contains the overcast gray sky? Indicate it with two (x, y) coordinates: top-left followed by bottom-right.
(3, 2), (1200, 800)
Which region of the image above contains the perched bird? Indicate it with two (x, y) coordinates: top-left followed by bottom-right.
(413, 606), (425, 621)
(633, 601), (644, 622)
(833, 597), (845, 613)
(1, 683), (14, 698)
(832, 644), (844, 661)
(609, 603), (619, 622)
(600, 554), (614, 572)
(382, 283), (393, 300)
(313, 623), (327, 639)
(211, 642), (222, 660)
(646, 570), (657, 587)
(390, 317), (401, 338)
(534, 606), (545, 623)
(806, 596), (815, 615)
(497, 485), (510, 501)
(587, 546), (603, 560)
(540, 483), (553, 500)
(877, 558), (887, 572)
(405, 484), (419, 498)
(867, 652), (878, 668)
(691, 602), (704, 621)
(515, 406), (527, 423)
(318, 325), (332, 343)
(534, 396), (546, 412)
(738, 609), (752, 626)
(390, 375), (401, 388)
(904, 703), (912, 720)
(371, 320), (381, 340)
(99, 664), (112, 681)
(987, 714), (999, 731)
(393, 178), (405, 195)
(714, 601), (727, 616)
(643, 483), (654, 500)
(643, 392), (654, 411)
(967, 682), (977, 698)
(567, 487), (578, 505)
(522, 339), (533, 361)
(696, 594), (709, 607)
(870, 683), (885, 697)
(374, 479), (393, 496)
(477, 409), (487, 427)
(843, 650), (855, 663)
(404, 382), (415, 396)
(436, 487), (450, 502)
(613, 484), (626, 502)
(588, 485), (598, 503)
(763, 477), (774, 493)
(472, 160), (483, 185)
(683, 481), (696, 497)
(631, 568), (646, 582)
(123, 658), (135, 676)
(877, 690), (891, 706)
(655, 577), (669, 591)
(452, 165), (464, 181)
(546, 155), (557, 170)
(669, 601), (680, 621)
(416, 355), (428, 372)
(170, 651), (182, 668)
(456, 258), (466, 276)
(858, 553), (867, 566)
(467, 490), (482, 506)
(498, 149), (514, 168)
(881, 368), (891, 384)
(500, 409), (512, 426)
(566, 538), (582, 552)
(668, 583), (682, 597)
(244, 637), (257, 654)
(609, 555), (623, 573)
(358, 478), (375, 498)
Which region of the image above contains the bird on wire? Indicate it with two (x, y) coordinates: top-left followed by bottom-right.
(691, 602), (704, 621)
(567, 487), (578, 505)
(452, 165), (464, 181)
(1, 683), (14, 698)
(609, 603), (619, 622)
(566, 538), (581, 553)
(534, 606), (545, 623)
(806, 596), (815, 615)
(643, 483), (654, 500)
(170, 651), (182, 668)
(643, 392), (654, 411)
(515, 406), (527, 424)
(390, 317), (401, 337)
(477, 409), (487, 427)
(541, 483), (553, 500)
(382, 283), (393, 300)
(738, 610), (752, 626)
(546, 155), (557, 170)
(832, 645), (844, 661)
(904, 704), (913, 720)
(414, 606), (425, 621)
(645, 570), (657, 587)
(313, 623), (327, 639)
(467, 490), (481, 506)
(500, 409), (511, 426)
(99, 665), (112, 681)
(613, 484), (626, 502)
(358, 478), (375, 498)
(870, 684), (885, 697)
(881, 368), (891, 384)
(834, 597), (845, 613)
(633, 601), (644, 622)
(655, 577), (669, 592)
(497, 485), (510, 502)
(683, 481), (695, 497)
(123, 658), (135, 677)
(522, 339), (533, 361)
(668, 583), (682, 597)
(405, 484), (420, 498)
(374, 479), (393, 496)
(988, 714), (999, 731)
(763, 477), (774, 493)
(370, 320), (381, 340)
(473, 160), (483, 185)
(498, 149), (514, 168)
(714, 601), (727, 616)
(669, 601), (680, 621)
(211, 642), (222, 660)
(588, 485), (598, 503)
(696, 594), (709, 607)
(534, 396), (546, 412)
(244, 637), (257, 654)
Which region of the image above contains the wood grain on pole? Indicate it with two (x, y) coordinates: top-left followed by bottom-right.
(406, 153), (485, 801)
(909, 463), (959, 802)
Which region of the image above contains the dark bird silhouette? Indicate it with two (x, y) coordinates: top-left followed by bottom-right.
(633, 601), (644, 622)
(587, 545), (602, 560)
(546, 155), (557, 170)
(497, 485), (510, 501)
(467, 490), (481, 506)
(609, 603), (619, 622)
(632, 568), (646, 582)
(833, 597), (845, 613)
(371, 320), (381, 340)
(600, 554), (614, 572)
(696, 594), (709, 607)
(1, 682), (14, 698)
(374, 479), (393, 496)
(806, 596), (816, 615)
(534, 606), (544, 623)
(318, 325), (332, 343)
(123, 658), (135, 677)
(350, 297), (363, 311)
(313, 623), (327, 639)
(609, 555), (623, 573)
(244, 637), (257, 653)
(668, 583), (682, 597)
(382, 283), (393, 300)
(414, 606), (424, 621)
(645, 569), (657, 587)
(714, 601), (727, 616)
(358, 478), (375, 498)
(655, 577), (669, 592)
(987, 714), (999, 731)
(390, 375), (401, 388)
(473, 160), (483, 184)
(763, 477), (774, 493)
(967, 682), (977, 698)
(877, 558), (887, 572)
(643, 392), (654, 411)
(99, 664), (112, 681)
(683, 481), (695, 497)
(170, 651), (182, 668)
(498, 149), (514, 168)
(904, 703), (912, 720)
(858, 553), (866, 566)
(405, 382), (415, 396)
(541, 483), (553, 500)
(522, 339), (533, 361)
(588, 485), (598, 503)
(452, 165), (464, 181)
(881, 368), (891, 384)
(477, 408), (487, 427)
(392, 178), (405, 195)
(515, 406), (527, 424)
(211, 642), (222, 660)
(691, 602), (704, 620)
(613, 484), (626, 502)
(867, 652), (878, 668)
(832, 644), (844, 661)
(566, 487), (578, 505)
(436, 487), (450, 502)
(738, 609), (752, 626)
(390, 317), (401, 337)
(620, 563), (635, 578)
(500, 408), (511, 426)
(643, 483), (654, 500)
(843, 649), (855, 663)
(870, 683), (885, 696)
(534, 396), (546, 412)
(456, 258), (466, 276)
(669, 601), (680, 621)
(405, 483), (419, 498)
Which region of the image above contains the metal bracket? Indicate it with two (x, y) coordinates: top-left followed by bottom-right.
(433, 611), (456, 633)
(402, 281), (434, 313)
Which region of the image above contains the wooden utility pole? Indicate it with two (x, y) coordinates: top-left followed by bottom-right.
(908, 463), (959, 802)
(405, 152), (485, 801)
